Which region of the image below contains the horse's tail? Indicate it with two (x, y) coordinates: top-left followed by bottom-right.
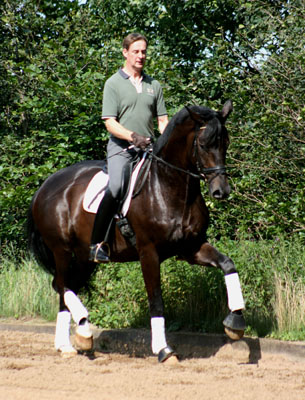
(27, 196), (56, 276)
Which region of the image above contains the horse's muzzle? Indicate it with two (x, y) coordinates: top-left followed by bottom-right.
(210, 178), (231, 200)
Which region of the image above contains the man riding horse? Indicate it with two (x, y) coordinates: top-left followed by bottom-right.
(89, 32), (169, 263)
(28, 33), (246, 360)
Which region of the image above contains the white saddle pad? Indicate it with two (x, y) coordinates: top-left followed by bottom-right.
(83, 154), (147, 216)
(82, 171), (109, 214)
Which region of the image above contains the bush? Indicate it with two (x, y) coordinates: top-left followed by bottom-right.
(80, 259), (228, 333)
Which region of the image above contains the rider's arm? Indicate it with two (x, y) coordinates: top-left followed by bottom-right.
(104, 115), (168, 141)
(157, 115), (169, 134)
(104, 118), (133, 142)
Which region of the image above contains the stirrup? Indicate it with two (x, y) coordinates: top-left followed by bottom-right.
(89, 242), (110, 263)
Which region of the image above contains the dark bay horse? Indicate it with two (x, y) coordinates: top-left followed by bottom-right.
(27, 100), (246, 361)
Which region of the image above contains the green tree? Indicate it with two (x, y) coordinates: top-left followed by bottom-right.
(210, 0), (305, 238)
(1, 0), (304, 248)
(0, 0), (109, 245)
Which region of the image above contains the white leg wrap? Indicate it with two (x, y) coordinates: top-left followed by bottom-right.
(225, 272), (245, 311)
(54, 311), (72, 350)
(151, 317), (167, 355)
(64, 290), (88, 325)
(76, 319), (92, 339)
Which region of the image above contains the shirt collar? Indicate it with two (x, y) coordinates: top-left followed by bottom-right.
(119, 68), (129, 79)
(119, 67), (146, 79)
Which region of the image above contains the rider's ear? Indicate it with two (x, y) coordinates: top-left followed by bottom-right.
(219, 100), (233, 122)
(122, 48), (128, 59)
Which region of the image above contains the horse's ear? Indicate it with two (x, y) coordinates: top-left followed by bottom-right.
(185, 106), (203, 123)
(220, 100), (233, 122)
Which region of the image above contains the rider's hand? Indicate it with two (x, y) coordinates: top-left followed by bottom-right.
(131, 132), (151, 150)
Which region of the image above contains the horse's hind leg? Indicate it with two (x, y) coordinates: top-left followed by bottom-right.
(186, 242), (246, 339)
(53, 250), (93, 355)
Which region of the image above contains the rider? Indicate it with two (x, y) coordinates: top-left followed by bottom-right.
(89, 32), (169, 263)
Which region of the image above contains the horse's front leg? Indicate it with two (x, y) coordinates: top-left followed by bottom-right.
(186, 242), (246, 339)
(63, 289), (93, 351)
(55, 289), (93, 355)
(139, 247), (176, 362)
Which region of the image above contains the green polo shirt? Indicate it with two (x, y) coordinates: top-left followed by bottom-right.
(102, 69), (167, 138)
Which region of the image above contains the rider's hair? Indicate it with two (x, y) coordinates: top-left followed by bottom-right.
(122, 33), (148, 50)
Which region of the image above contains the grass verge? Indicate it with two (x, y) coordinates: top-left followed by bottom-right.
(0, 236), (304, 341)
(0, 251), (58, 321)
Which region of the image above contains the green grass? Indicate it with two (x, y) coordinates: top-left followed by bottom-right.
(272, 273), (305, 341)
(0, 236), (304, 341)
(214, 235), (305, 340)
(0, 248), (58, 321)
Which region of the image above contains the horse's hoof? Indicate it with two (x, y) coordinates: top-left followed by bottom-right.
(224, 327), (244, 341)
(158, 346), (177, 363)
(163, 354), (179, 365)
(223, 311), (246, 331)
(223, 311), (246, 341)
(57, 345), (78, 358)
(74, 333), (93, 351)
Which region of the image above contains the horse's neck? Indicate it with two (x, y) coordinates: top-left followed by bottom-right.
(145, 162), (204, 234)
(159, 127), (194, 170)
(151, 123), (200, 201)
(150, 159), (201, 203)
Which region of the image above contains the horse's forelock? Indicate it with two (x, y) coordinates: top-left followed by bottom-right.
(189, 105), (217, 122)
(203, 117), (222, 146)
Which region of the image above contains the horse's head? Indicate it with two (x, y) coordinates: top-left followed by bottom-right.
(187, 100), (233, 199)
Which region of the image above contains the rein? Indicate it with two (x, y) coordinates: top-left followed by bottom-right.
(108, 123), (228, 201)
(149, 152), (205, 180)
(148, 126), (227, 182)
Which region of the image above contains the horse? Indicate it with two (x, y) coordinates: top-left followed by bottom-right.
(27, 100), (246, 362)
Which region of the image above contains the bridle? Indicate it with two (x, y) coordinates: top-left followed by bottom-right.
(192, 125), (227, 183)
(148, 124), (227, 183)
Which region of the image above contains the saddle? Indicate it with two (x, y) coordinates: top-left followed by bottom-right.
(83, 153), (150, 245)
(83, 153), (148, 215)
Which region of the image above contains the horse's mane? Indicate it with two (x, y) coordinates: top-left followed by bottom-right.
(153, 105), (219, 155)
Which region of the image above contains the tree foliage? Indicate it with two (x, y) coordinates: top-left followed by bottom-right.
(0, 0), (304, 248)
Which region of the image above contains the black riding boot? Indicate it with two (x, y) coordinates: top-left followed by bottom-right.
(89, 188), (119, 263)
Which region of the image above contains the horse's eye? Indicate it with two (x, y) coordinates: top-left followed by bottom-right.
(199, 142), (208, 152)
(198, 136), (208, 150)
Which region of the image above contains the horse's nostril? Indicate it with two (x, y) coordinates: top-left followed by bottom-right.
(211, 183), (231, 199)
(212, 190), (223, 199)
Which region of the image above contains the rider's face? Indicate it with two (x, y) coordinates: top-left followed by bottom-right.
(123, 40), (147, 72)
